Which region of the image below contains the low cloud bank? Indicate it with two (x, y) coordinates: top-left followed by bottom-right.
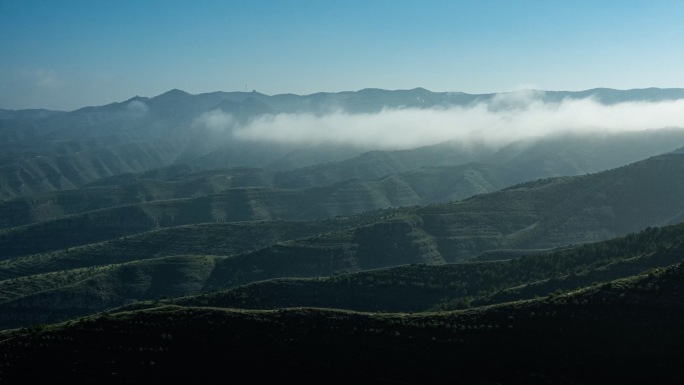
(126, 100), (149, 116)
(193, 109), (235, 132)
(213, 93), (684, 149)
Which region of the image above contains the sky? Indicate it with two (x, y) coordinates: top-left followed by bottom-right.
(1, 0), (683, 111)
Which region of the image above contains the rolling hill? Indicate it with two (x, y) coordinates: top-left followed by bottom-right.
(1, 258), (682, 384)
(2, 151), (684, 329)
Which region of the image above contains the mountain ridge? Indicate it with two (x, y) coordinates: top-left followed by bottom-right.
(16, 86), (684, 113)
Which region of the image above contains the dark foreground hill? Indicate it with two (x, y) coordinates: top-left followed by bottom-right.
(1, 260), (683, 384)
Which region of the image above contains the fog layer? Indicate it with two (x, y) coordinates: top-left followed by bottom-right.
(230, 94), (684, 149)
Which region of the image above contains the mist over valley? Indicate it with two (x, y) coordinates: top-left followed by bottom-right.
(3, 1), (684, 382)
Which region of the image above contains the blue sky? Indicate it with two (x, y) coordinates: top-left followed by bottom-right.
(1, 0), (683, 110)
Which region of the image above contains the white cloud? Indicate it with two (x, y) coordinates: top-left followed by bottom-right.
(232, 96), (684, 149)
(193, 109), (235, 132)
(126, 100), (149, 115)
(488, 89), (545, 111)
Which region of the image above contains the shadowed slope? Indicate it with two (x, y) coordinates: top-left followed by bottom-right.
(1, 260), (683, 384)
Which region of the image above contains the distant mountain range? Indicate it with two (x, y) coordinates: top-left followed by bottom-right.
(2, 87), (684, 198)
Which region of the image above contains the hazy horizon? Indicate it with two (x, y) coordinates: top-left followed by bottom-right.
(4, 85), (684, 112)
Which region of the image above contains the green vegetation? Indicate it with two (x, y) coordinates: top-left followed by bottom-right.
(0, 168), (270, 228)
(1, 153), (684, 330)
(3, 217), (684, 330)
(1, 260), (683, 383)
(0, 216), (379, 282)
(159, 223), (684, 313)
